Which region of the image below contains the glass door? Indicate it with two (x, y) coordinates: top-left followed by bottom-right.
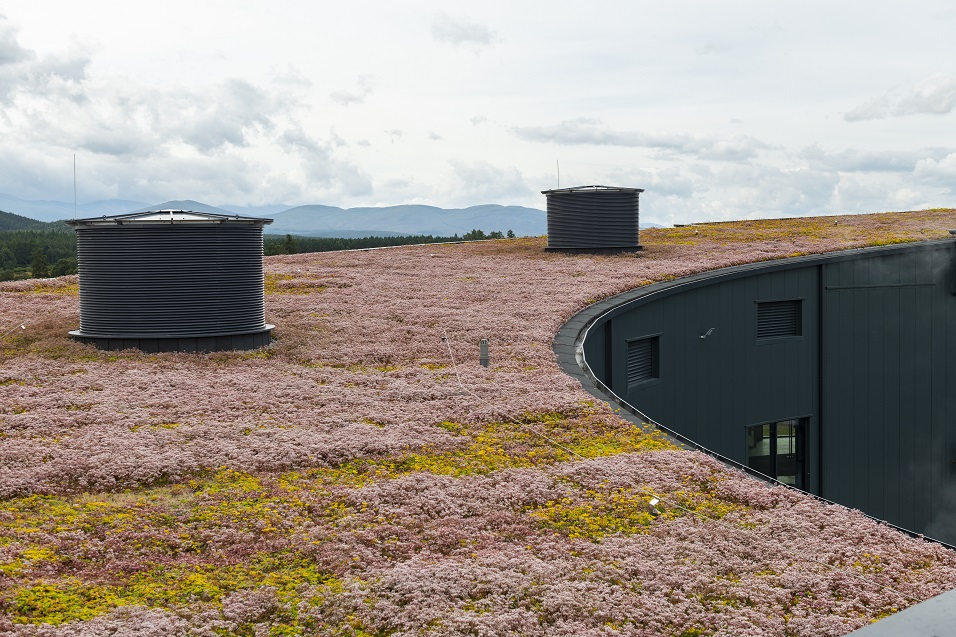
(746, 419), (805, 488)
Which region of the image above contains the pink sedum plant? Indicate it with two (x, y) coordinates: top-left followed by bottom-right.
(0, 210), (955, 635)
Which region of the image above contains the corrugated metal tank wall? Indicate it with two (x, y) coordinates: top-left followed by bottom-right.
(543, 186), (643, 252)
(67, 212), (273, 352)
(75, 224), (267, 337)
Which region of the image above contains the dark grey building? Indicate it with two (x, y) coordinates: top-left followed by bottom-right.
(569, 239), (956, 544)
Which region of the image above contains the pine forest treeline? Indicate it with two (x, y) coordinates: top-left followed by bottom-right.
(262, 228), (513, 257)
(0, 229), (77, 281)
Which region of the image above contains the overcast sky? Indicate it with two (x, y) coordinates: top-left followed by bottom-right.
(2, 1), (956, 224)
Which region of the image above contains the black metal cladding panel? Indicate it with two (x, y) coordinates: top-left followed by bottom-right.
(756, 300), (801, 338)
(75, 225), (267, 338)
(546, 191), (640, 249)
(627, 337), (656, 385)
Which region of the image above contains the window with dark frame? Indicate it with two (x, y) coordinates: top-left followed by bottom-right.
(626, 336), (659, 387)
(746, 418), (805, 488)
(756, 299), (802, 339)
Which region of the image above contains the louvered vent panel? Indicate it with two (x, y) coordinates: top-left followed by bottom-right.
(757, 300), (801, 338)
(627, 337), (657, 385)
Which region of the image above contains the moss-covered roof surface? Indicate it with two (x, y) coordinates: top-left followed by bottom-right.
(1, 209), (955, 636)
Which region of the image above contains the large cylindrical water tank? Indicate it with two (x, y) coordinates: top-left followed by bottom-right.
(66, 210), (274, 352)
(542, 185), (643, 253)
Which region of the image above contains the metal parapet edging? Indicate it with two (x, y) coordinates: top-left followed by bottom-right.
(551, 241), (956, 552)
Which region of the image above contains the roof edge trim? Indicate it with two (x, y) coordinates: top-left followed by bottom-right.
(541, 185), (644, 195)
(65, 210), (274, 226)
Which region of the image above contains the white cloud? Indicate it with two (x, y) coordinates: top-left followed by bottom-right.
(694, 41), (731, 56)
(0, 12), (382, 207)
(843, 95), (893, 122)
(830, 173), (942, 214)
(512, 118), (768, 161)
(913, 152), (956, 192)
(277, 123), (322, 154)
(607, 166), (695, 199)
(164, 79), (277, 152)
(384, 129), (405, 143)
(681, 164), (840, 222)
(894, 74), (956, 116)
(0, 18), (32, 65)
(15, 77), (284, 157)
(431, 12), (498, 50)
(329, 75), (373, 106)
(800, 146), (951, 173)
(845, 74), (956, 122)
(445, 159), (531, 205)
(0, 15), (91, 103)
(273, 124), (373, 197)
(2, 3), (956, 219)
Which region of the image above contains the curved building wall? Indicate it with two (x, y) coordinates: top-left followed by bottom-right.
(576, 240), (956, 544)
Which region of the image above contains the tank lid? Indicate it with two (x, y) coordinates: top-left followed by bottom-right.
(541, 185), (644, 195)
(65, 210), (273, 227)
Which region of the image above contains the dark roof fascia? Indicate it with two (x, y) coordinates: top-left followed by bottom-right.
(589, 238), (953, 325)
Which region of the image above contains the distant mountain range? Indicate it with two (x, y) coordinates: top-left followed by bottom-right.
(0, 194), (548, 237)
(0, 192), (663, 237)
(0, 193), (151, 223)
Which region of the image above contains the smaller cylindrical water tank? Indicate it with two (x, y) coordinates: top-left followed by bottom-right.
(66, 210), (274, 353)
(542, 185), (644, 253)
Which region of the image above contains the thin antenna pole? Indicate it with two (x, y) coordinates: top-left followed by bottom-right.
(556, 160), (560, 188)
(73, 154), (77, 218)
